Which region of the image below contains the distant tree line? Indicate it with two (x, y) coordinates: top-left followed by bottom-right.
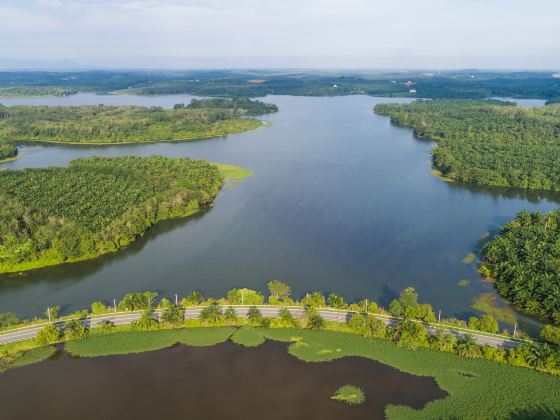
(0, 103), (265, 144)
(182, 98), (278, 115)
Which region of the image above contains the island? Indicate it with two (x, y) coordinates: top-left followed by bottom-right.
(0, 98), (277, 159)
(375, 100), (560, 191)
(0, 156), (252, 274)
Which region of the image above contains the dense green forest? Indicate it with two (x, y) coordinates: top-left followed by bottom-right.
(184, 97), (278, 115)
(0, 87), (76, 97)
(0, 141), (17, 161)
(481, 210), (560, 324)
(375, 100), (560, 191)
(0, 156), (224, 273)
(0, 101), (273, 144)
(0, 70), (559, 99)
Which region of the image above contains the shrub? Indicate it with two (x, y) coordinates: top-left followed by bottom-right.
(64, 319), (88, 340)
(91, 302), (108, 314)
(181, 291), (204, 306)
(35, 324), (61, 346)
(132, 310), (159, 330)
(541, 325), (560, 345)
(227, 288), (264, 305)
(393, 320), (429, 349)
(327, 293), (346, 309)
(0, 312), (21, 329)
(302, 292), (326, 307)
(267, 280), (291, 302)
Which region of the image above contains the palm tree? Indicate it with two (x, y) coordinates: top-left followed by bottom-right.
(279, 308), (298, 328)
(64, 319), (88, 340)
(132, 309), (159, 331)
(224, 307), (238, 325)
(307, 314), (325, 331)
(199, 302), (223, 325)
(455, 334), (480, 358)
(98, 319), (115, 332)
(247, 306), (263, 326)
(525, 344), (553, 371)
(160, 304), (184, 327)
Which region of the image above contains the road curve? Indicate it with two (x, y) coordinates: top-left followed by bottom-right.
(0, 305), (529, 350)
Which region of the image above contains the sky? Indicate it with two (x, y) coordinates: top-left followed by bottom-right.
(0, 0), (559, 69)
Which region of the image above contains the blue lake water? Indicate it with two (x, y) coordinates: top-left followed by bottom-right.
(0, 94), (555, 333)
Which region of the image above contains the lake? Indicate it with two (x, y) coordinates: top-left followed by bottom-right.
(0, 94), (555, 333)
(0, 340), (446, 419)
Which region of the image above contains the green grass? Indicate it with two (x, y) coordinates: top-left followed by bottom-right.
(214, 163), (254, 180)
(331, 385), (366, 405)
(231, 327), (266, 347)
(1, 345), (56, 373)
(462, 252), (476, 264)
(66, 327), (234, 357)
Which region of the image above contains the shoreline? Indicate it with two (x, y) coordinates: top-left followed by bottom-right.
(4, 120), (268, 147)
(0, 154), (19, 164)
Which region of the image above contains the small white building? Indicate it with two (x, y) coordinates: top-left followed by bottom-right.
(332, 84), (338, 88)
(409, 89), (417, 94)
(552, 73), (560, 78)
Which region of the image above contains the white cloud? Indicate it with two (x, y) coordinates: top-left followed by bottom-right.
(0, 0), (558, 68)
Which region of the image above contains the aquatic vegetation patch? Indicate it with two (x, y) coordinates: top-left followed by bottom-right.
(462, 252), (476, 264)
(231, 327), (265, 347)
(331, 385), (366, 405)
(471, 293), (517, 324)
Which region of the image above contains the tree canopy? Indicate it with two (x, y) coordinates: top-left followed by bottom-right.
(481, 210), (560, 324)
(0, 103), (263, 144)
(0, 141), (17, 161)
(375, 100), (560, 191)
(0, 156), (223, 273)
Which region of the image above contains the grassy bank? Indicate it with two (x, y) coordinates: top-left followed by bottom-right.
(8, 326), (559, 419)
(66, 327), (234, 356)
(0, 341), (56, 373)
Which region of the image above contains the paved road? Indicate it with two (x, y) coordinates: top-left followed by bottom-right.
(0, 306), (528, 349)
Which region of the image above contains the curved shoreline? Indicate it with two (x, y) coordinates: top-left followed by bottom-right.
(0, 154), (19, 164)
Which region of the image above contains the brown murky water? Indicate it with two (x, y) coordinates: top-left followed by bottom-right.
(0, 340), (446, 419)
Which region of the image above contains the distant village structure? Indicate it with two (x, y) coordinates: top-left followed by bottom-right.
(552, 73), (560, 79)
